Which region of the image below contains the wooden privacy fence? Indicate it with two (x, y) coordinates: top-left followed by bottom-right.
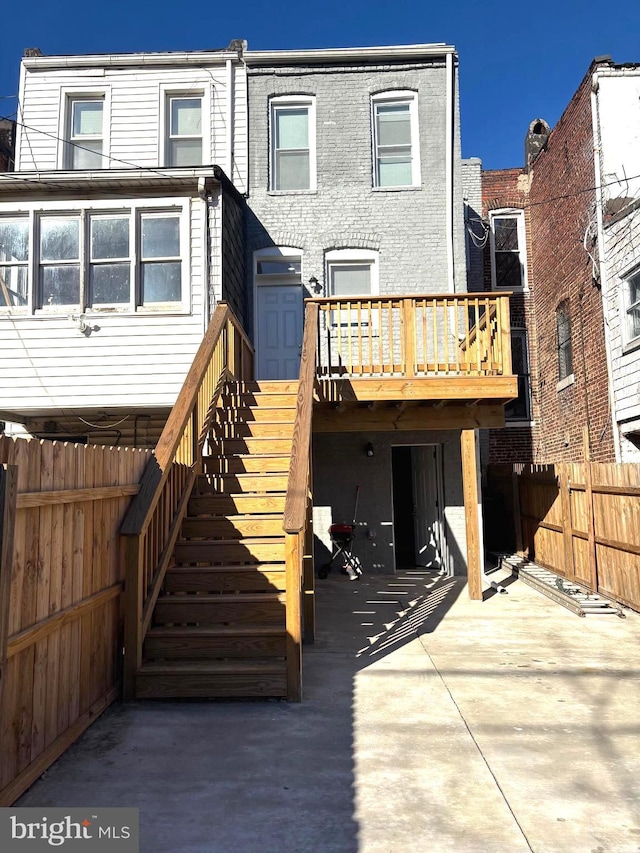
(0, 437), (151, 805)
(487, 456), (640, 613)
(312, 292), (512, 379)
(120, 303), (254, 699)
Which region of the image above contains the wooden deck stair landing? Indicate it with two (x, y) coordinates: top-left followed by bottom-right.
(136, 381), (297, 699)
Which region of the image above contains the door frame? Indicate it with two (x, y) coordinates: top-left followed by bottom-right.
(390, 442), (449, 576)
(253, 246), (304, 380)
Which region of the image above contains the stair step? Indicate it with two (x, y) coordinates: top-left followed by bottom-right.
(216, 437), (293, 455)
(227, 380), (299, 394)
(216, 407), (296, 423)
(214, 422), (295, 439)
(175, 538), (286, 564)
(143, 625), (286, 660)
(165, 564), (286, 593)
(154, 592), (286, 626)
(136, 659), (287, 698)
(203, 455), (291, 475)
(221, 393), (298, 409)
(197, 473), (288, 494)
(181, 515), (285, 539)
(189, 494), (287, 515)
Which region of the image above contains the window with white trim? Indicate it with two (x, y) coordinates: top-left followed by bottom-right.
(490, 210), (528, 290)
(325, 248), (379, 326)
(66, 97), (105, 169)
(0, 217), (29, 307)
(166, 95), (203, 167)
(371, 92), (420, 188)
(269, 96), (316, 191)
(505, 329), (531, 421)
(623, 268), (640, 345)
(0, 205), (186, 313)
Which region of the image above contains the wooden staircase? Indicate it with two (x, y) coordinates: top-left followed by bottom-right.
(135, 380), (298, 699)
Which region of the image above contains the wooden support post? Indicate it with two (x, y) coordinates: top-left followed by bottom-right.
(559, 467), (575, 581)
(285, 532), (302, 701)
(461, 429), (483, 600)
(511, 465), (524, 556)
(0, 465), (18, 706)
(303, 493), (315, 644)
(583, 426), (598, 591)
(123, 534), (144, 701)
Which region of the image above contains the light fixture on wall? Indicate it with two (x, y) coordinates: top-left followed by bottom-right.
(364, 442), (374, 458)
(308, 275), (323, 294)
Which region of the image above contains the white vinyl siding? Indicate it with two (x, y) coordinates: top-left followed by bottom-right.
(17, 63), (248, 191)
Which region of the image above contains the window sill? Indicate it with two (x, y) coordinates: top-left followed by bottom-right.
(4, 309), (193, 320)
(371, 185), (422, 193)
(491, 286), (529, 294)
(622, 336), (640, 356)
(503, 420), (535, 428)
(267, 189), (317, 196)
(556, 373), (575, 392)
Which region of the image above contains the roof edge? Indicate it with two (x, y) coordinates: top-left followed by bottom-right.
(245, 44), (456, 65)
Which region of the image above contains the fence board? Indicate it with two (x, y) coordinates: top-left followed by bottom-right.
(488, 460), (640, 613)
(0, 435), (151, 805)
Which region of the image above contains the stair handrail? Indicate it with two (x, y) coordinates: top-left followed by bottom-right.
(282, 301), (319, 702)
(121, 302), (254, 699)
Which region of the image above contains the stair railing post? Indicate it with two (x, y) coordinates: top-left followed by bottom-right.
(285, 531), (302, 701)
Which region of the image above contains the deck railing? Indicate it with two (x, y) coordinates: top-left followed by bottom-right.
(120, 303), (253, 699)
(282, 301), (319, 701)
(312, 292), (512, 379)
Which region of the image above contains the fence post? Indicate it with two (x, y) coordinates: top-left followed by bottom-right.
(559, 467), (575, 581)
(583, 427), (599, 591)
(511, 465), (524, 555)
(0, 465), (17, 710)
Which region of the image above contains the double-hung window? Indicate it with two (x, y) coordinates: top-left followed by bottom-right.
(372, 92), (419, 188)
(623, 269), (640, 345)
(325, 249), (379, 328)
(270, 97), (316, 191)
(166, 95), (203, 167)
(140, 213), (182, 303)
(0, 218), (29, 307)
(66, 98), (104, 169)
(490, 210), (528, 290)
(90, 215), (131, 305)
(40, 216), (81, 306)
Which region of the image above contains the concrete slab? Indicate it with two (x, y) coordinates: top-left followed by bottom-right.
(16, 567), (640, 852)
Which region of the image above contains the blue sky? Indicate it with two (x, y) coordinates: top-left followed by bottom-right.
(2, 0), (639, 169)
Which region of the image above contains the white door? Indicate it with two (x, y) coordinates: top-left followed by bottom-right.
(256, 285), (304, 380)
(411, 445), (442, 568)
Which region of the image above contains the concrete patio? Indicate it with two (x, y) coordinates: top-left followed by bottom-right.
(17, 565), (640, 852)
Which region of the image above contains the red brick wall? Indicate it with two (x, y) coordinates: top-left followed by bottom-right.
(482, 168), (540, 463)
(527, 66), (615, 462)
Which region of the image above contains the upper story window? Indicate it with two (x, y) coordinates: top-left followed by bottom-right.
(166, 95), (203, 167)
(269, 96), (316, 192)
(0, 204), (187, 314)
(325, 248), (379, 327)
(557, 303), (573, 385)
(371, 92), (420, 188)
(490, 210), (528, 290)
(66, 97), (104, 169)
(623, 268), (640, 346)
(0, 218), (29, 307)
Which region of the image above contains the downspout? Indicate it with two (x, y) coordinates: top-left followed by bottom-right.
(198, 177), (211, 331)
(445, 53), (455, 292)
(591, 75), (621, 461)
(226, 58), (234, 182)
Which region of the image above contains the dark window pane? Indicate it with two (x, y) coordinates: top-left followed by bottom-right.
(141, 262), (181, 303)
(494, 218), (519, 251)
(505, 374), (530, 420)
(41, 266), (80, 305)
(495, 252), (522, 288)
(90, 264), (130, 304)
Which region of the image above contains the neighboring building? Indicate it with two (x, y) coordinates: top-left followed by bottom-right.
(0, 45), (248, 446)
(0, 118), (15, 171)
(243, 44), (515, 575)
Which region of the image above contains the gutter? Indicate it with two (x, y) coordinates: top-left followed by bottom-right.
(22, 51), (242, 70)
